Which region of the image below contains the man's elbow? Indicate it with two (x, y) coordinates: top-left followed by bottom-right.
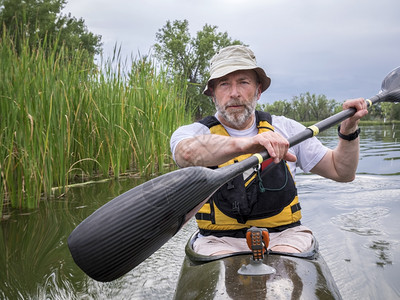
(175, 146), (196, 168)
(175, 156), (192, 168)
(336, 173), (356, 183)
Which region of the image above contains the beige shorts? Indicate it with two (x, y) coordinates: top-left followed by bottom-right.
(193, 225), (313, 256)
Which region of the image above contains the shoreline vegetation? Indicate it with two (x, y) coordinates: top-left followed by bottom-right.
(1, 34), (399, 219)
(30, 120), (400, 197)
(0, 34), (189, 217)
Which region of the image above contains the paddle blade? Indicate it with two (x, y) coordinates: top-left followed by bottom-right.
(68, 166), (222, 282)
(376, 66), (400, 103)
(381, 66), (400, 95)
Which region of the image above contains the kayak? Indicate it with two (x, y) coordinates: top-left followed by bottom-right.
(174, 231), (342, 299)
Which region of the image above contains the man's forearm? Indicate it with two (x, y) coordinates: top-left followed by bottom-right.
(332, 138), (360, 181)
(311, 137), (360, 182)
(174, 129), (297, 168)
(174, 135), (245, 167)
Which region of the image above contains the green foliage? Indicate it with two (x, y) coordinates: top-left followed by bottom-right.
(0, 32), (188, 215)
(154, 19), (244, 119)
(0, 0), (102, 58)
(259, 92), (400, 122)
(259, 92), (339, 122)
(381, 102), (400, 120)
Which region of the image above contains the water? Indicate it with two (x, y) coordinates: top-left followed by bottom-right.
(0, 124), (399, 300)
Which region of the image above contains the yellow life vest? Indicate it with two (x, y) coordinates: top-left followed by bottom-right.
(195, 111), (302, 237)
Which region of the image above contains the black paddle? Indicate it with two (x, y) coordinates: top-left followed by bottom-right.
(68, 67), (400, 282)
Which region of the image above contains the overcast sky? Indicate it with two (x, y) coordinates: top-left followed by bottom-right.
(64, 0), (400, 104)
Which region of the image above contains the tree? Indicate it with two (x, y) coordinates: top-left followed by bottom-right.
(154, 19), (244, 119)
(290, 93), (338, 122)
(260, 93), (340, 122)
(258, 100), (293, 117)
(0, 0), (102, 58)
(381, 103), (400, 121)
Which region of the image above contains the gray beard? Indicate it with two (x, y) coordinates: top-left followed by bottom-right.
(215, 97), (257, 129)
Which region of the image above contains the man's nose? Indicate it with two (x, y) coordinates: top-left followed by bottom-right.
(229, 83), (240, 98)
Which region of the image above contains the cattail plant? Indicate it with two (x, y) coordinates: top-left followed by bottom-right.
(0, 30), (189, 217)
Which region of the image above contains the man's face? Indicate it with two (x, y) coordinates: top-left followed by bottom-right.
(212, 70), (261, 130)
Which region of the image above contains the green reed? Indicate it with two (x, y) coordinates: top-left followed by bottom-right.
(0, 34), (188, 215)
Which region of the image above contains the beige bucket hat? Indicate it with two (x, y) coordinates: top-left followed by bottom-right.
(203, 45), (271, 96)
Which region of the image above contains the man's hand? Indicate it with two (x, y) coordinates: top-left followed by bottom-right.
(247, 131), (297, 164)
(340, 98), (368, 134)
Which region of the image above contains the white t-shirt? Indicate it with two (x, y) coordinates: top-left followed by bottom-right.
(170, 113), (328, 179)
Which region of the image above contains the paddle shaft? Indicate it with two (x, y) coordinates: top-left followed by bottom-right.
(257, 94), (383, 162)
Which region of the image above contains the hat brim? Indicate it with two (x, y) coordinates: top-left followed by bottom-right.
(203, 67), (271, 96)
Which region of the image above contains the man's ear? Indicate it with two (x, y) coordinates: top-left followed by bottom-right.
(209, 87), (216, 103)
(256, 84), (262, 100)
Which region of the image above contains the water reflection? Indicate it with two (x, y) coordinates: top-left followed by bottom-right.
(318, 124), (400, 175)
(224, 257), (303, 299)
(298, 173), (400, 300)
(0, 178), (146, 300)
(0, 124), (399, 299)
(368, 240), (393, 267)
(0, 200), (83, 299)
(331, 207), (389, 236)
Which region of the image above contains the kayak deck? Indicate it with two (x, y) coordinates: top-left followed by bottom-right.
(174, 232), (342, 299)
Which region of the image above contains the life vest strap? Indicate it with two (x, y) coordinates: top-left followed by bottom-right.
(291, 203), (301, 213)
(195, 212), (211, 221)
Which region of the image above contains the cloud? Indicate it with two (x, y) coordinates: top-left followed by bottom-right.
(64, 0), (400, 103)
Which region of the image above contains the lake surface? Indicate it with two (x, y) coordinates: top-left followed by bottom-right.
(0, 124), (399, 299)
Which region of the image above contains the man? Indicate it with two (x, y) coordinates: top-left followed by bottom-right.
(170, 45), (368, 256)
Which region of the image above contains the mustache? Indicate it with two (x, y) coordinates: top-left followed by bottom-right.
(224, 99), (245, 108)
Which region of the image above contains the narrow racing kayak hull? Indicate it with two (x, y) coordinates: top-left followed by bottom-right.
(174, 232), (341, 299)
